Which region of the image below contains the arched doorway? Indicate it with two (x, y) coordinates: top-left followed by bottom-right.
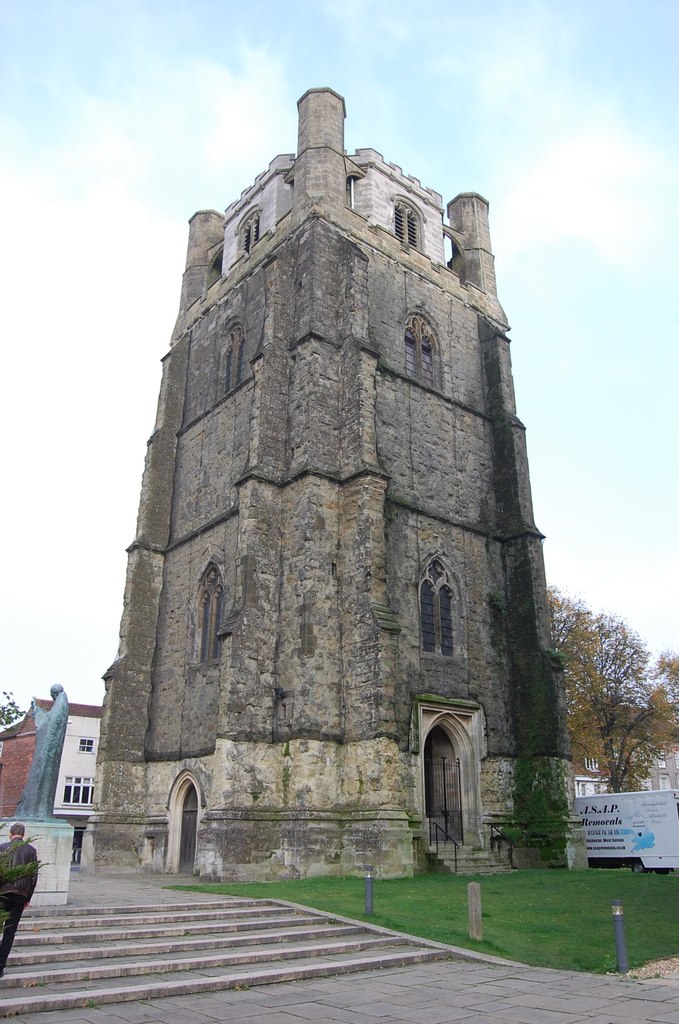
(179, 784), (198, 873)
(167, 772), (202, 874)
(424, 725), (463, 843)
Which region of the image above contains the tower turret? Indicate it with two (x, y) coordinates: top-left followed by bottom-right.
(292, 87), (347, 216)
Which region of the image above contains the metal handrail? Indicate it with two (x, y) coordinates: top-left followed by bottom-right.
(489, 823), (514, 868)
(429, 820), (460, 873)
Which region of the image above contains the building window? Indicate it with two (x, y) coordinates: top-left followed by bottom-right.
(346, 176), (359, 209)
(420, 559), (455, 657)
(584, 757), (599, 772)
(225, 325), (245, 392)
(404, 314), (436, 386)
(660, 775), (670, 790)
(674, 752), (679, 770)
(241, 211), (260, 254)
(63, 776), (94, 805)
(658, 756), (666, 768)
(79, 738), (95, 753)
(394, 201), (420, 249)
(197, 563), (224, 662)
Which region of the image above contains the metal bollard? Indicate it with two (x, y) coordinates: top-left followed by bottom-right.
(611, 900), (629, 973)
(364, 864), (374, 915)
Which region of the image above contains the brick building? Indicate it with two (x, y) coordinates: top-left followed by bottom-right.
(573, 747), (679, 796)
(91, 88), (572, 879)
(0, 711), (37, 819)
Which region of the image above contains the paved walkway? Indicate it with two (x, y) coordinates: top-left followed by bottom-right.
(9, 869), (679, 1024)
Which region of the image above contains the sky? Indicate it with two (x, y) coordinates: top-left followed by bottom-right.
(1, 0), (677, 714)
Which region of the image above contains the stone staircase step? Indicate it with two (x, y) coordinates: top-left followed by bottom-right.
(428, 843), (513, 875)
(14, 911), (314, 945)
(0, 896), (455, 1017)
(11, 922), (365, 965)
(4, 934), (402, 987)
(23, 901), (246, 925)
(0, 947), (450, 1017)
(19, 901), (293, 931)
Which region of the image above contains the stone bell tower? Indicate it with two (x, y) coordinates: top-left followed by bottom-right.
(89, 88), (572, 878)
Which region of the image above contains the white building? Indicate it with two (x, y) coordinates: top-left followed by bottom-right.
(53, 702), (102, 862)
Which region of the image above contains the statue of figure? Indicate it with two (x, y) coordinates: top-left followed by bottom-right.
(15, 685), (69, 820)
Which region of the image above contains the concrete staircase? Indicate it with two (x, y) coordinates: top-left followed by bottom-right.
(0, 896), (456, 1016)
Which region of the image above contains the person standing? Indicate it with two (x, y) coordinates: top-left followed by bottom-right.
(0, 823), (39, 977)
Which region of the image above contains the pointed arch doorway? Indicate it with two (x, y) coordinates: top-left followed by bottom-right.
(179, 784), (198, 873)
(168, 772), (201, 874)
(418, 700), (484, 851)
(424, 725), (463, 843)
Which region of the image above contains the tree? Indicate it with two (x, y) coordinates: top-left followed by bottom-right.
(0, 690), (23, 729)
(654, 651), (679, 701)
(548, 587), (679, 792)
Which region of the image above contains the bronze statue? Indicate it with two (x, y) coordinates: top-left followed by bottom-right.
(15, 685), (69, 820)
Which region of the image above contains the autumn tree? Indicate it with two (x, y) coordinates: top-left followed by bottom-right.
(548, 587), (679, 792)
(654, 651), (679, 701)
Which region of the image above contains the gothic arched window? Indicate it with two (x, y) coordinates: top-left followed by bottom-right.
(240, 210), (261, 254)
(420, 559), (455, 657)
(197, 564), (224, 662)
(405, 314), (436, 387)
(225, 325), (245, 392)
(394, 200), (420, 249)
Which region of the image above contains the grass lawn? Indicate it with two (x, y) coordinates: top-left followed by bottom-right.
(175, 870), (679, 974)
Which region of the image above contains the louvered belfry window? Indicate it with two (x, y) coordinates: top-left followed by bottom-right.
(241, 211), (260, 254)
(394, 201), (419, 249)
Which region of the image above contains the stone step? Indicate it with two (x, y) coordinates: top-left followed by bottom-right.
(25, 899), (249, 918)
(14, 911), (315, 945)
(24, 900), (277, 928)
(11, 922), (365, 965)
(428, 845), (513, 875)
(0, 896), (454, 1017)
(4, 933), (402, 987)
(0, 947), (450, 1017)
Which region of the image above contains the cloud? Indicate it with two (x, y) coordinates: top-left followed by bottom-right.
(493, 131), (670, 265)
(0, 44), (301, 708)
(544, 543), (679, 660)
(0, 158), (184, 593)
(4, 46), (295, 212)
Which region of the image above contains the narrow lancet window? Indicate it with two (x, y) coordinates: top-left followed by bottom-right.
(225, 324), (245, 392)
(420, 559), (456, 657)
(404, 314), (437, 386)
(197, 564), (224, 662)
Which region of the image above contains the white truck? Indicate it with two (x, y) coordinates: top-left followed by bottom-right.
(573, 790), (679, 873)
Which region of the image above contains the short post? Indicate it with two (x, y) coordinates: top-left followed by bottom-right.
(611, 899), (629, 973)
(364, 864), (374, 916)
(468, 882), (482, 941)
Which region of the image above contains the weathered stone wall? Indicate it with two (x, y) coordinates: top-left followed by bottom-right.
(222, 155), (295, 273)
(351, 150), (446, 264)
(92, 88), (571, 879)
